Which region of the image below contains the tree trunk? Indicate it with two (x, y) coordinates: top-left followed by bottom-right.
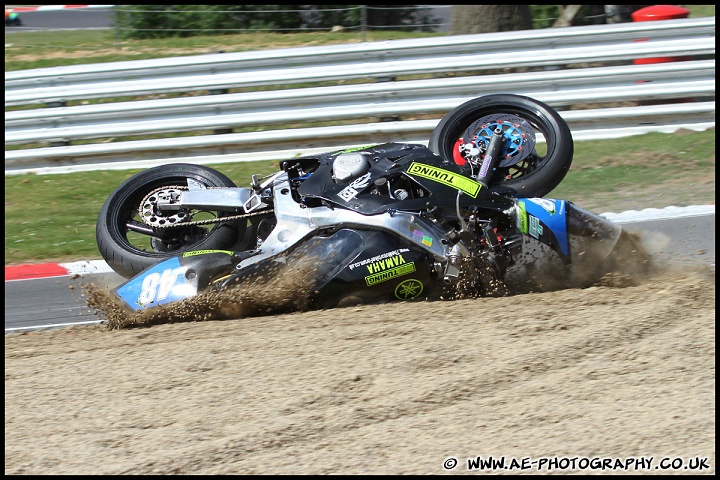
(553, 5), (584, 27)
(450, 5), (532, 35)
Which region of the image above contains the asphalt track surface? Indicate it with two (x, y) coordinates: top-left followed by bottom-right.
(4, 208), (715, 333)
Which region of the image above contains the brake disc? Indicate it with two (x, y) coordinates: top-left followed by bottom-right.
(462, 113), (536, 167)
(140, 187), (191, 228)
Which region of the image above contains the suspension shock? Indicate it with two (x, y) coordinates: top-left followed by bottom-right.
(476, 126), (505, 188)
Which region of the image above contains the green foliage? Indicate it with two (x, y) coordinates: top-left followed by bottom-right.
(528, 5), (671, 29)
(114, 5), (305, 39)
(112, 5), (439, 39)
(364, 5), (439, 33)
(529, 5), (560, 29)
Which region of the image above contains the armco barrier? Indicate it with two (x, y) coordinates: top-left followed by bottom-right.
(5, 60), (715, 145)
(4, 16), (715, 172)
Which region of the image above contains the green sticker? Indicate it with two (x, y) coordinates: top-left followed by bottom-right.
(394, 279), (424, 300)
(182, 249), (233, 257)
(334, 144), (379, 155)
(516, 201), (528, 234)
(407, 162), (481, 198)
(365, 262), (416, 286)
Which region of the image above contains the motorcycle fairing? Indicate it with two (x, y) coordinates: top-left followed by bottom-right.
(312, 228), (438, 306)
(222, 227), (436, 309)
(563, 202), (623, 270)
(516, 198), (570, 258)
(112, 226), (438, 312)
(240, 170), (451, 268)
(513, 198), (624, 269)
(221, 228), (366, 296)
(113, 250), (239, 311)
(294, 142), (506, 215)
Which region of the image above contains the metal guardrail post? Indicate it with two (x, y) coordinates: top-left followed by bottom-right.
(114, 5), (122, 50)
(361, 5), (367, 42)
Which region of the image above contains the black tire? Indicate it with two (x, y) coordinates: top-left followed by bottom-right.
(428, 94), (573, 198)
(96, 163), (247, 279)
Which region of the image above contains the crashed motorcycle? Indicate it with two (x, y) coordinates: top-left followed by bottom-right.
(96, 94), (648, 313)
(5, 10), (22, 26)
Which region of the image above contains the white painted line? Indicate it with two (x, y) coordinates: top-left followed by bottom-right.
(59, 259), (115, 275)
(5, 319), (104, 332)
(600, 204), (715, 223)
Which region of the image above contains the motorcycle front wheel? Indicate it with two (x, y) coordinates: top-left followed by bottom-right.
(428, 94), (574, 198)
(96, 163), (248, 279)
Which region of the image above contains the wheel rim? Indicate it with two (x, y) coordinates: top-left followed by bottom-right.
(447, 109), (555, 186)
(462, 114), (537, 168)
(109, 179), (230, 257)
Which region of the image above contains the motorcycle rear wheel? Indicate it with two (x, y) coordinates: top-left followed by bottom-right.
(96, 163), (248, 279)
(428, 94), (573, 198)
